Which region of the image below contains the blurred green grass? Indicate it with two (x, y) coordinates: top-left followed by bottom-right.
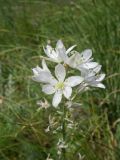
(0, 0), (120, 159)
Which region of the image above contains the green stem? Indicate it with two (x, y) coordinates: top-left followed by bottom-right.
(62, 104), (66, 160)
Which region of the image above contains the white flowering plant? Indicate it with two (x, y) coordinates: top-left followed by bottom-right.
(32, 40), (105, 159)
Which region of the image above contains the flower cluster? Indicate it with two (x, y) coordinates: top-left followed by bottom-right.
(32, 40), (105, 107)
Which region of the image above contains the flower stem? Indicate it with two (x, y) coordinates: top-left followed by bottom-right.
(62, 104), (66, 160)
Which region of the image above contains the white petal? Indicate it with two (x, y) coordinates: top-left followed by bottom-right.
(56, 40), (67, 62)
(49, 77), (58, 85)
(43, 45), (52, 57)
(42, 84), (55, 94)
(42, 59), (50, 72)
(94, 83), (106, 89)
(82, 49), (92, 61)
(44, 45), (55, 59)
(66, 45), (77, 54)
(32, 71), (52, 83)
(87, 71), (96, 78)
(81, 68), (88, 77)
(56, 40), (64, 48)
(67, 53), (81, 68)
(96, 74), (105, 82)
(63, 86), (72, 99)
(51, 50), (58, 58)
(93, 65), (102, 73)
(66, 54), (77, 68)
(52, 91), (62, 107)
(36, 66), (43, 72)
(32, 66), (42, 75)
(65, 76), (84, 87)
(86, 76), (95, 83)
(55, 64), (66, 82)
(32, 68), (39, 75)
(58, 49), (68, 62)
(81, 68), (94, 77)
(86, 62), (98, 68)
(56, 40), (66, 51)
(80, 62), (98, 69)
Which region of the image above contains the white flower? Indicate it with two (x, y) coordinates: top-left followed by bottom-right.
(36, 99), (50, 109)
(43, 64), (83, 107)
(33, 64), (83, 107)
(32, 60), (57, 85)
(67, 49), (98, 71)
(80, 65), (105, 89)
(43, 40), (76, 63)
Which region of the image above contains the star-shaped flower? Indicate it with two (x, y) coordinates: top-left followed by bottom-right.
(80, 64), (105, 89)
(43, 40), (76, 63)
(67, 49), (98, 71)
(32, 63), (83, 107)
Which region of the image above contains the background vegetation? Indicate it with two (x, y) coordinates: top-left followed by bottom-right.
(0, 0), (120, 159)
